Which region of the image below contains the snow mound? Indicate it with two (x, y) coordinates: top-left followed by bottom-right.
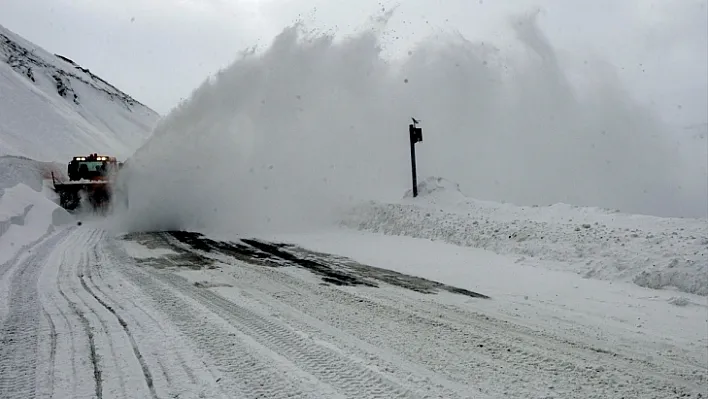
(403, 176), (465, 204)
(0, 155), (63, 195)
(343, 179), (708, 296)
(0, 24), (160, 162)
(0, 183), (74, 265)
(666, 296), (694, 307)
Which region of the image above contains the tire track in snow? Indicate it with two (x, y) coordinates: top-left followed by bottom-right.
(154, 270), (416, 399)
(407, 292), (708, 392)
(37, 226), (227, 399)
(97, 233), (243, 398)
(88, 247), (164, 331)
(0, 227), (57, 323)
(163, 233), (707, 399)
(77, 236), (159, 399)
(38, 307), (57, 398)
(0, 227), (55, 280)
(87, 239), (178, 388)
(4, 226), (231, 399)
(211, 266), (474, 398)
(41, 245), (85, 399)
(83, 269), (197, 388)
(0, 229), (70, 399)
(259, 263), (707, 398)
(43, 272), (82, 398)
(107, 234), (360, 398)
(56, 249), (104, 399)
(90, 234), (214, 395)
(56, 228), (138, 399)
(61, 228), (153, 399)
(113, 262), (319, 399)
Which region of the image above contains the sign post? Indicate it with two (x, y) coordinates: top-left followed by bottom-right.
(409, 118), (423, 197)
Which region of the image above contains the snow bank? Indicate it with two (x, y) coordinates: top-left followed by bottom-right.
(115, 9), (704, 236)
(0, 183), (74, 265)
(343, 177), (708, 296)
(0, 155), (64, 194)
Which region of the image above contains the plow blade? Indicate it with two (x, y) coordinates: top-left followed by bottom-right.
(53, 181), (112, 212)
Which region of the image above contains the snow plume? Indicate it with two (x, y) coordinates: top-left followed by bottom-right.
(115, 10), (706, 235)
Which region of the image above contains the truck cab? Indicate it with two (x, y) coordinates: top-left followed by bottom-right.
(67, 153), (119, 181)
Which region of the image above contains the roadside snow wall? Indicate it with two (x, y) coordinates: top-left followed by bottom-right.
(0, 183), (73, 265)
(343, 177), (708, 296)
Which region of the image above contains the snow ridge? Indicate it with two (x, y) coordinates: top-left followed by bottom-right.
(343, 176), (708, 296)
(0, 30), (144, 111)
(0, 24), (160, 162)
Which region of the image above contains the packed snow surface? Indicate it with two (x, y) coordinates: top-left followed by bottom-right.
(0, 24), (160, 162)
(255, 227), (708, 362)
(1, 225), (705, 399)
(340, 176), (708, 296)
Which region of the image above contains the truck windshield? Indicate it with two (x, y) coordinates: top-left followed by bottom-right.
(77, 161), (106, 172)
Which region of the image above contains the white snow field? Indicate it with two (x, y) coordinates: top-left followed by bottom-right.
(2, 8), (708, 399)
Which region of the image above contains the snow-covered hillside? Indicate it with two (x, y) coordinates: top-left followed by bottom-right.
(341, 176), (708, 296)
(0, 24), (160, 162)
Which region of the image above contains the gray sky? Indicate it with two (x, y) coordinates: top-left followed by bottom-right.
(1, 0), (706, 124)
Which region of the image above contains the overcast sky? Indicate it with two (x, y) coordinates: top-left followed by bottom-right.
(1, 0), (706, 124)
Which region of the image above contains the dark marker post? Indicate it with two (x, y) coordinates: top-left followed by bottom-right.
(409, 118), (423, 197)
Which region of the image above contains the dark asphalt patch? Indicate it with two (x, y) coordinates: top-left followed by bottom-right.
(121, 231), (214, 270)
(241, 239), (377, 288)
(122, 231), (489, 299)
(276, 242), (490, 299)
(165, 231), (284, 268)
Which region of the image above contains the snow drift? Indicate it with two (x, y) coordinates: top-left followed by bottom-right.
(343, 176), (708, 296)
(0, 24), (160, 162)
(116, 10), (705, 236)
(0, 183), (73, 265)
(0, 155), (63, 194)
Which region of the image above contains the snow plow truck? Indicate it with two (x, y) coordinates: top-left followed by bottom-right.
(51, 153), (124, 212)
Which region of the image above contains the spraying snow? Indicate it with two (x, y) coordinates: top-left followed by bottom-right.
(116, 11), (706, 235)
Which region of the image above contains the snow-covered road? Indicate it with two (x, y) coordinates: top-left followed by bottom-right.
(1, 227), (228, 398)
(0, 226), (705, 399)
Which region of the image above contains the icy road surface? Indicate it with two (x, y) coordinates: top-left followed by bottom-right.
(1, 226), (706, 399)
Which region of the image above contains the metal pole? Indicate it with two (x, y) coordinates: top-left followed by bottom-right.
(410, 124), (418, 198)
